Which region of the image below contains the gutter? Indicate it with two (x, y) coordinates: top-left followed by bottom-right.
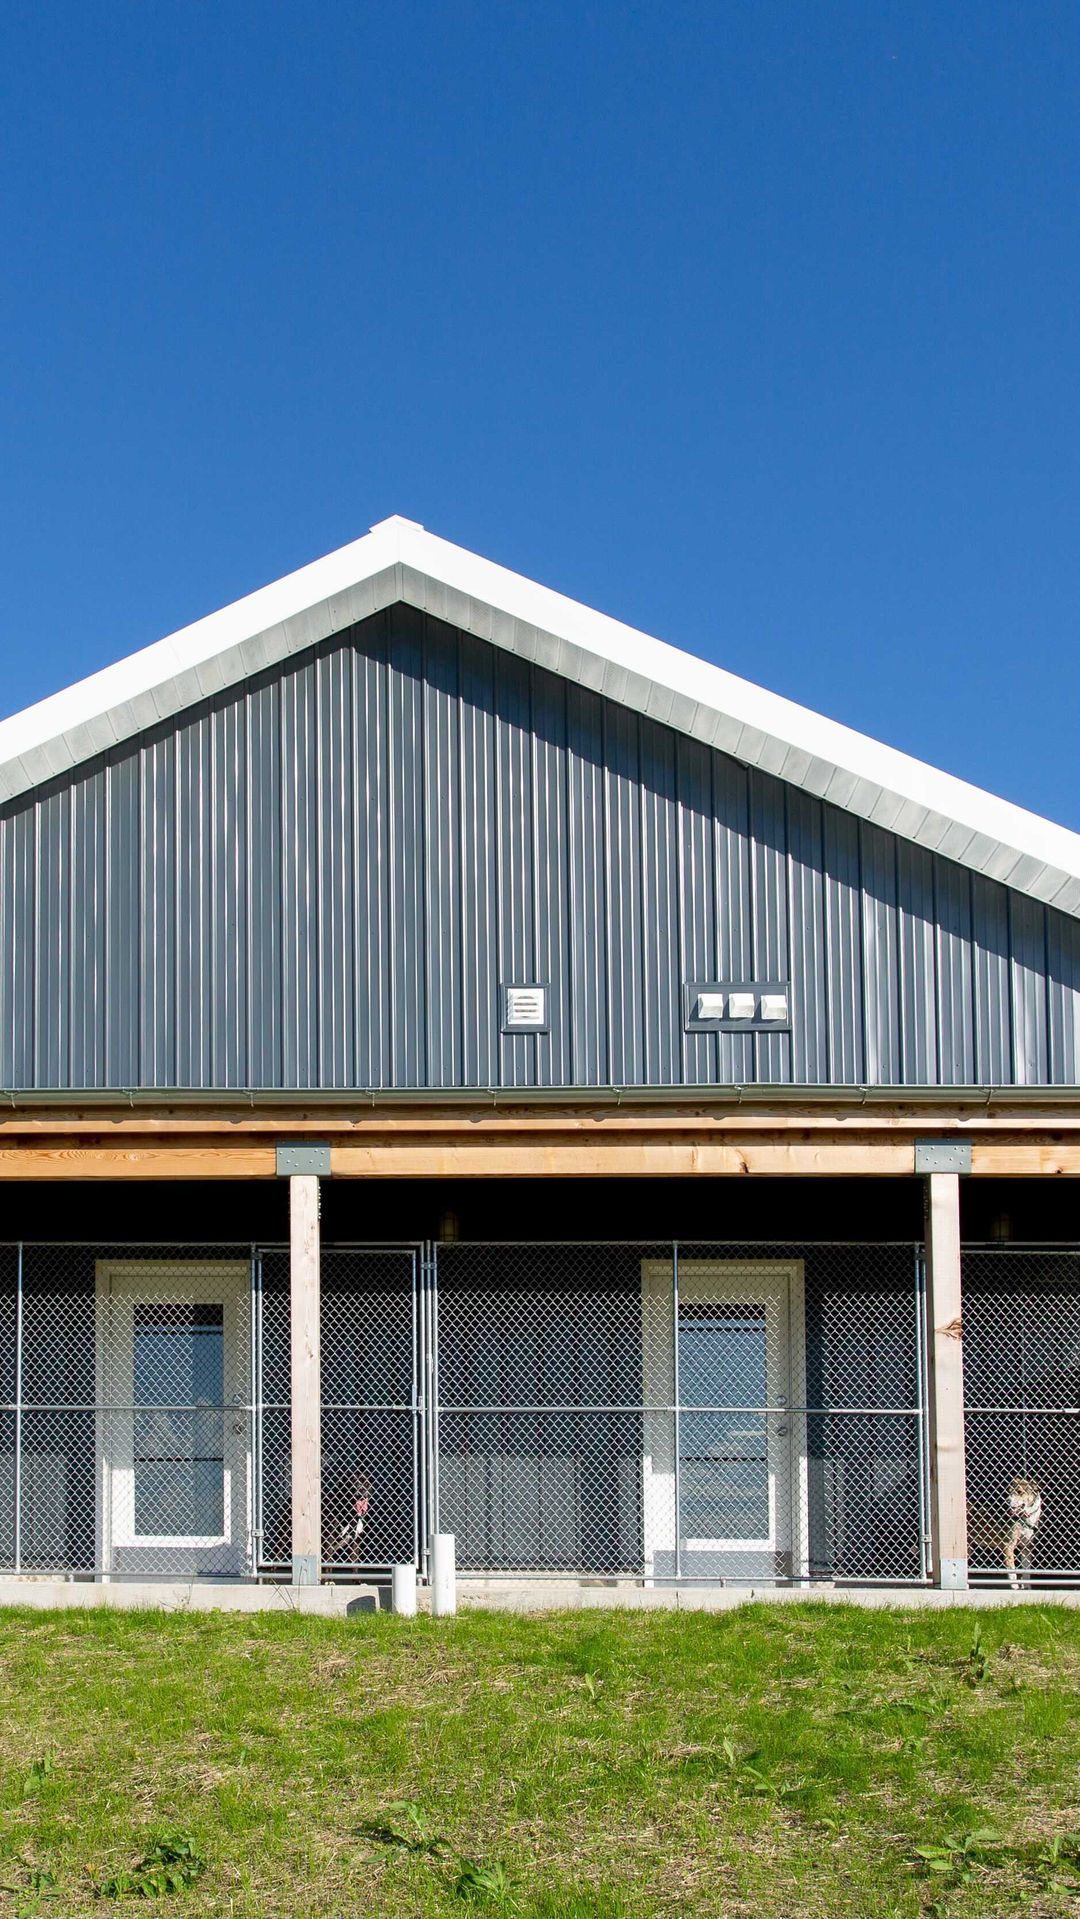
(1, 1084), (1079, 1111)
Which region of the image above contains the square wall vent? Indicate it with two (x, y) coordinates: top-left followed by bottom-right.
(502, 984), (549, 1032)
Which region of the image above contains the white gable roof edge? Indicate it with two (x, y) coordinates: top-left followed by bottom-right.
(2, 514), (1079, 919)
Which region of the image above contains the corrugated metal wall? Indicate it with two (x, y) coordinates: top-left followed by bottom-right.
(1, 604), (1078, 1090)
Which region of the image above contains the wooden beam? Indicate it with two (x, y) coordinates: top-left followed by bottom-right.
(0, 1127), (1077, 1178)
(0, 1145), (276, 1178)
(970, 1143), (1080, 1175)
(925, 1173), (968, 1590)
(329, 1136), (915, 1175)
(289, 1174), (322, 1586)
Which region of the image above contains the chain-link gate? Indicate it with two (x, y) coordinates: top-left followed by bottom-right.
(0, 1245), (256, 1578)
(254, 1244), (423, 1577)
(963, 1248), (1080, 1587)
(430, 1242), (930, 1584)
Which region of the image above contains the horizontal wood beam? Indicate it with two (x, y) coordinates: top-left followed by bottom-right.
(328, 1138), (916, 1176)
(969, 1143), (1080, 1176)
(0, 1145), (276, 1179)
(0, 1132), (1076, 1178)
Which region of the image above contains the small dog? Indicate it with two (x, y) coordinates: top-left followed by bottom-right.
(1003, 1477), (1042, 1591)
(322, 1469), (372, 1564)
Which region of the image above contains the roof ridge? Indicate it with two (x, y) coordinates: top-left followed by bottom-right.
(1, 519), (1078, 917)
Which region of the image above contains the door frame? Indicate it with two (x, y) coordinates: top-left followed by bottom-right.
(94, 1260), (252, 1575)
(641, 1257), (809, 1580)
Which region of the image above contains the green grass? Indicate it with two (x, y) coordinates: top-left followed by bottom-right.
(0, 1602), (1078, 1916)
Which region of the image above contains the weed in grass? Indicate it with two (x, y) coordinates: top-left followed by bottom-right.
(580, 1671), (603, 1704)
(357, 1799), (452, 1858)
(717, 1736), (773, 1794)
(453, 1857), (516, 1906)
(525, 1891), (630, 1919)
(96, 1834), (206, 1898)
(714, 1737), (807, 1803)
(966, 1623), (990, 1686)
(1026, 1831), (1080, 1896)
(21, 1755), (55, 1798)
(913, 1826), (1004, 1887)
(0, 1861), (57, 1903)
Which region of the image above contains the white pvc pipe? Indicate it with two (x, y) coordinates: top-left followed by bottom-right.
(391, 1563), (417, 1617)
(429, 1532), (457, 1617)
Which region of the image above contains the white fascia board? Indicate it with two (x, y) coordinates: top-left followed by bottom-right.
(1, 513), (1079, 919)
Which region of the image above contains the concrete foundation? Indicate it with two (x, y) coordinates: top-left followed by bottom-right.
(0, 1577), (1078, 1615)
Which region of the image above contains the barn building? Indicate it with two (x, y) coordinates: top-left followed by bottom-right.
(1, 515), (1078, 1599)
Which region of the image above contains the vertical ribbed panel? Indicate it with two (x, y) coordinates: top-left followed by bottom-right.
(247, 674), (283, 1086)
(352, 623), (391, 1089)
(934, 863), (974, 1085)
(604, 700), (644, 1085)
(1047, 909), (1080, 1086)
(713, 756), (753, 1084)
(566, 684), (608, 1086)
(639, 722), (678, 1084)
(458, 632), (497, 1088)
(786, 788), (827, 1084)
(1009, 892), (1049, 1085)
(675, 738), (717, 1086)
(0, 603), (1077, 1090)
(972, 874), (1011, 1085)
(531, 668), (570, 1088)
(749, 770), (788, 1082)
(823, 808), (864, 1083)
(860, 822), (900, 1084)
(897, 841), (937, 1084)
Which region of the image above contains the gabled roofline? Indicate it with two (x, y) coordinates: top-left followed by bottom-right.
(2, 514), (1079, 916)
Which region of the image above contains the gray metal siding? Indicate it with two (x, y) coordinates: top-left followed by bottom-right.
(1, 603), (1078, 1092)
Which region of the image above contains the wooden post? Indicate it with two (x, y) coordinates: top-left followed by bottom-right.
(289, 1173), (322, 1585)
(925, 1172), (968, 1589)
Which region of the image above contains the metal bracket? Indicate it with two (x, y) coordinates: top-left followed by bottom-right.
(291, 1553), (320, 1586)
(915, 1139), (971, 1175)
(938, 1557), (969, 1591)
(276, 1142), (332, 1177)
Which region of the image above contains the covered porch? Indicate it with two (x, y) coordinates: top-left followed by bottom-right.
(0, 1101), (1076, 1597)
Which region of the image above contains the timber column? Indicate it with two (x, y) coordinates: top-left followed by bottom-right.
(920, 1145), (970, 1590)
(278, 1144), (329, 1585)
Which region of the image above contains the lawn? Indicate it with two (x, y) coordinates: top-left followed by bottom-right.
(0, 1603), (1078, 1917)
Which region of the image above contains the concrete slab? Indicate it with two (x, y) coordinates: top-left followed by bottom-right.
(0, 1578), (375, 1616)
(0, 1577), (1076, 1616)
(453, 1581), (1080, 1612)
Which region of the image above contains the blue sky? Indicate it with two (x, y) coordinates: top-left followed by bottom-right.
(1, 2), (1077, 825)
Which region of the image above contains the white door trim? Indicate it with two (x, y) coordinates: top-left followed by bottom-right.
(94, 1261), (251, 1576)
(641, 1258), (809, 1580)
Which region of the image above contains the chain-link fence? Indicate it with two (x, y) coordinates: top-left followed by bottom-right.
(3, 1235), (1074, 1589)
(963, 1248), (1080, 1587)
(431, 1242), (929, 1584)
(0, 1241), (423, 1582)
(0, 1245), (255, 1578)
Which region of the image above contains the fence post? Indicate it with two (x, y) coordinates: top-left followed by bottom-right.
(13, 1243), (22, 1575)
(925, 1172), (968, 1590)
(287, 1169), (323, 1585)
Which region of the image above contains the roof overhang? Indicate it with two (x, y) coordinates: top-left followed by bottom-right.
(2, 514), (1079, 917)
